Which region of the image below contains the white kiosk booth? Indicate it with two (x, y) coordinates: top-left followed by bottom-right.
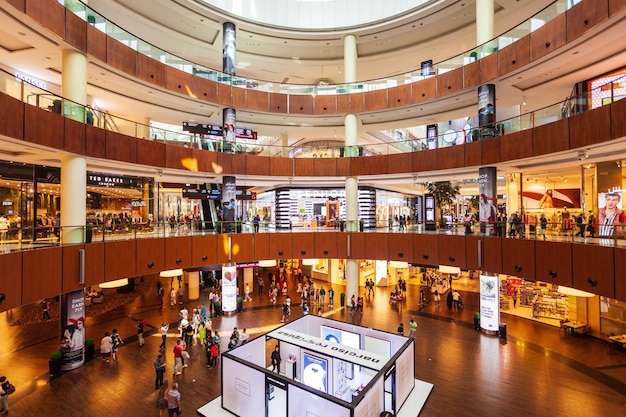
(198, 315), (433, 417)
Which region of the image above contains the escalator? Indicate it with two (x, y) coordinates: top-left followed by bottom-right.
(199, 183), (220, 230)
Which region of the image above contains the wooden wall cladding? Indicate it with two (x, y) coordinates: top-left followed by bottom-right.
(388, 233), (412, 262)
(65, 9), (87, 51)
(411, 77), (437, 103)
(62, 245), (85, 293)
(464, 141), (481, 167)
(252, 233), (270, 261)
(87, 24), (107, 62)
(387, 84), (412, 108)
(352, 155), (388, 176)
(165, 67), (194, 97)
(269, 233), (293, 259)
(611, 95), (626, 139)
(481, 236), (502, 273)
(64, 118), (86, 154)
(463, 61), (481, 89)
(314, 158), (337, 177)
(464, 235), (480, 271)
(0, 252), (22, 311)
(533, 119), (569, 156)
(218, 234), (254, 264)
(314, 95), (338, 114)
(412, 149), (438, 172)
(246, 89), (269, 112)
(349, 92), (366, 113)
(294, 158), (315, 176)
(231, 153), (248, 175)
(572, 244), (614, 298)
(193, 77), (218, 103)
(289, 95), (314, 114)
(531, 13), (566, 61)
(26, 0), (64, 38)
(438, 235), (467, 269)
(232, 87), (246, 108)
(270, 93), (288, 113)
(498, 35), (530, 74)
(501, 239), (536, 280)
(314, 233), (338, 259)
(387, 153), (412, 174)
(292, 232), (315, 259)
(535, 241), (573, 287)
(614, 246), (626, 301)
(247, 155), (271, 176)
(270, 157), (293, 177)
(500, 130), (533, 162)
(106, 37), (137, 76)
(86, 125), (106, 158)
(566, 0), (608, 42)
(480, 52), (499, 83)
(569, 105), (611, 149)
(23, 247), (62, 304)
(192, 148), (217, 173)
(609, 0), (626, 15)
(336, 158), (351, 177)
(0, 94), (24, 140)
(337, 233), (349, 260)
(363, 89), (388, 111)
(84, 242), (105, 286)
(136, 238), (165, 277)
(137, 53), (166, 88)
(412, 234), (439, 266)
(217, 83), (232, 106)
(165, 237), (192, 270)
(437, 145), (464, 170)
(436, 67), (464, 98)
(191, 235), (217, 266)
(105, 131), (137, 164)
(24, 106), (63, 149)
(6, 0), (25, 12)
(137, 139), (166, 167)
(348, 233), (366, 260)
(105, 240), (137, 281)
(216, 152), (233, 174)
(481, 137), (501, 165)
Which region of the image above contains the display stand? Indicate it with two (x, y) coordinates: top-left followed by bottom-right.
(286, 357), (296, 379)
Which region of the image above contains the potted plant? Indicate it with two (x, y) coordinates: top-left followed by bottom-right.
(237, 296), (243, 312)
(214, 300), (222, 316)
(49, 351), (62, 378)
(84, 337), (95, 361)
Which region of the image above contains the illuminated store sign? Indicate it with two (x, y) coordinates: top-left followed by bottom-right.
(15, 72), (47, 90)
(87, 174), (135, 188)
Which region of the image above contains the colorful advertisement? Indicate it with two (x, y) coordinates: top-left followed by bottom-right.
(60, 289), (85, 370)
(479, 274), (500, 332)
(478, 84), (496, 138)
(598, 189), (624, 237)
(221, 264), (237, 312)
(222, 22), (236, 75)
(478, 167), (497, 235)
(522, 188), (581, 209)
(302, 353), (328, 393)
(222, 108), (236, 153)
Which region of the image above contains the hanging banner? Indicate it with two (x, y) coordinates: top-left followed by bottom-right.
(478, 84), (496, 138)
(479, 274), (500, 332)
(223, 22), (236, 75)
(222, 264), (237, 313)
(478, 167), (498, 235)
(60, 289), (85, 370)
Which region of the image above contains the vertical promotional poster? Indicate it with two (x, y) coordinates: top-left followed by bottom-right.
(478, 167), (498, 235)
(222, 22), (236, 75)
(222, 175), (236, 232)
(478, 84), (495, 137)
(426, 124), (437, 150)
(302, 353), (328, 393)
(479, 274), (500, 332)
(598, 189), (624, 237)
(221, 264), (237, 312)
(222, 108), (236, 153)
(60, 289), (85, 370)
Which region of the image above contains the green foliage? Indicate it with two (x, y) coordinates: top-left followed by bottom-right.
(469, 195), (480, 210)
(426, 181), (461, 208)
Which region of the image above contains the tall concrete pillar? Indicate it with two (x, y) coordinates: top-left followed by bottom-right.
(476, 0), (495, 45)
(60, 154), (86, 244)
(62, 49), (87, 123)
(186, 271), (200, 301)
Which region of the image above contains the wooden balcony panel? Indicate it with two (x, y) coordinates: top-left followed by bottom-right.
(572, 244), (614, 298)
(567, 0), (609, 42)
(411, 77), (437, 104)
(24, 106), (63, 149)
(246, 89), (269, 112)
(388, 233), (412, 262)
(463, 61), (481, 89)
(437, 145), (464, 170)
(64, 118), (86, 154)
(337, 233), (348, 259)
(270, 93), (288, 113)
(498, 35), (531, 75)
(191, 235), (217, 266)
(501, 238), (536, 280)
(609, 0), (626, 15)
(363, 90), (388, 111)
(232, 87), (246, 108)
(215, 152), (233, 174)
(138, 53), (166, 88)
(192, 148), (217, 173)
(314, 158), (338, 177)
(436, 67), (464, 98)
(465, 235), (480, 270)
(294, 158), (315, 176)
(535, 241), (573, 287)
(365, 234), (389, 261)
(85, 242), (105, 286)
(0, 95), (24, 140)
(26, 0), (64, 38)
(533, 119), (570, 156)
(292, 232), (315, 259)
(106, 37), (137, 76)
(387, 153), (412, 174)
(137, 139), (166, 167)
(314, 95), (338, 114)
(23, 247), (62, 304)
(481, 137), (501, 165)
(289, 95), (314, 114)
(0, 252), (22, 312)
(464, 140), (481, 167)
(165, 143), (193, 170)
(165, 237), (193, 270)
(65, 9), (86, 51)
(531, 13), (566, 61)
(217, 83), (232, 106)
(611, 95), (626, 139)
(438, 235), (467, 269)
(165, 66), (194, 97)
(315, 233), (338, 259)
(614, 246), (626, 301)
(136, 238), (165, 277)
(480, 52), (499, 83)
(352, 155), (388, 176)
(253, 233), (270, 261)
(6, 0), (24, 12)
(336, 158), (351, 176)
(193, 76), (218, 103)
(481, 236), (502, 273)
(569, 105), (611, 149)
(105, 131), (137, 164)
(104, 240), (137, 281)
(412, 149), (438, 172)
(217, 234), (254, 264)
(87, 24), (107, 62)
(269, 234), (293, 259)
(348, 92), (365, 113)
(247, 155), (271, 176)
(500, 130), (532, 162)
(388, 84), (411, 108)
(337, 94), (350, 113)
(348, 232), (366, 260)
(229, 153), (247, 175)
(270, 157), (293, 177)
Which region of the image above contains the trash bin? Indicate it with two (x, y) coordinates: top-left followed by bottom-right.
(473, 312), (481, 331)
(499, 323), (507, 339)
(340, 293), (345, 307)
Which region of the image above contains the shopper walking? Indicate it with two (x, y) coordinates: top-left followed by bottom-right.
(452, 290), (461, 311)
(0, 376), (12, 414)
(167, 382), (182, 416)
(111, 328), (123, 360)
(136, 319), (145, 347)
(160, 323), (169, 351)
(328, 288), (334, 308)
(173, 339), (183, 376)
(100, 332), (113, 363)
(154, 354), (166, 390)
(271, 345), (281, 373)
(408, 318), (417, 338)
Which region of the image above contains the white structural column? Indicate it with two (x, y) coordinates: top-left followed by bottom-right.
(344, 34), (359, 303)
(476, 0), (495, 45)
(62, 49), (87, 122)
(281, 132), (289, 157)
(186, 271), (200, 301)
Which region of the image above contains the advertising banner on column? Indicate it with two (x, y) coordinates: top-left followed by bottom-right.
(596, 161), (624, 238)
(426, 124), (437, 150)
(222, 175), (236, 232)
(60, 289), (85, 370)
(222, 264), (237, 312)
(479, 274), (500, 332)
(478, 84), (495, 138)
(223, 22), (236, 75)
(222, 108), (236, 153)
(478, 167), (498, 235)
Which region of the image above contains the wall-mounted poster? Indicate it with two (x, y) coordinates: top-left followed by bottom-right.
(60, 289), (85, 371)
(598, 189), (624, 237)
(522, 188), (581, 209)
(302, 353), (328, 393)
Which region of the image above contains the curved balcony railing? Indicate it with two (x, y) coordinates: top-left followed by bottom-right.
(58, 0), (574, 95)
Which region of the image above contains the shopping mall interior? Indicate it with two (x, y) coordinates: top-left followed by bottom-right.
(1, 0), (626, 416)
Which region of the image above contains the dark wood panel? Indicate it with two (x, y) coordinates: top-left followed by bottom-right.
(64, 8), (86, 51)
(501, 238), (536, 280)
(499, 35), (530, 75)
(609, 0), (626, 15)
(531, 13), (567, 61)
(0, 94), (24, 140)
(86, 125), (105, 158)
(481, 236), (502, 273)
(411, 77), (436, 103)
(87, 24), (107, 63)
(337, 94), (350, 113)
(500, 130), (532, 162)
(62, 245), (84, 294)
(217, 234), (254, 264)
(567, 0), (609, 42)
(611, 95), (626, 139)
(337, 233), (348, 259)
(217, 83), (232, 106)
(412, 234), (439, 266)
(352, 155), (388, 176)
(165, 237), (192, 270)
(465, 235), (480, 271)
(314, 95), (337, 114)
(314, 233), (338, 259)
(269, 93), (288, 113)
(388, 233), (412, 262)
(412, 149), (438, 172)
(26, 0), (64, 38)
(569, 105), (611, 149)
(252, 233), (270, 261)
(165, 66), (194, 97)
(193, 76), (218, 103)
(614, 247), (626, 301)
(314, 158), (337, 177)
(347, 92), (364, 113)
(480, 52), (499, 83)
(24, 106), (63, 149)
(136, 238), (165, 277)
(294, 158), (315, 176)
(191, 235), (217, 266)
(388, 84), (412, 108)
(0, 252), (23, 312)
(336, 158), (351, 177)
(193, 148), (217, 173)
(231, 153), (247, 175)
(289, 95), (314, 114)
(533, 119), (569, 156)
(387, 153), (412, 174)
(104, 240), (136, 281)
(535, 241), (573, 287)
(292, 232), (315, 259)
(64, 118), (86, 154)
(572, 244), (614, 298)
(84, 242), (104, 287)
(232, 86), (246, 108)
(365, 234), (389, 261)
(216, 152), (233, 174)
(270, 157), (293, 177)
(23, 247), (62, 304)
(247, 155), (271, 176)
(363, 90), (388, 111)
(437, 145), (464, 170)
(438, 235), (467, 269)
(436, 67), (464, 97)
(464, 140), (481, 167)
(137, 139), (165, 167)
(269, 234), (293, 259)
(137, 53), (166, 88)
(105, 131), (137, 164)
(246, 89), (269, 112)
(481, 137), (501, 165)
(106, 36), (137, 76)
(463, 61), (481, 89)
(6, 0), (25, 12)
(348, 232), (366, 260)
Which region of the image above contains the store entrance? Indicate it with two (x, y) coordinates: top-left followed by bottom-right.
(266, 375), (287, 417)
(384, 365), (396, 414)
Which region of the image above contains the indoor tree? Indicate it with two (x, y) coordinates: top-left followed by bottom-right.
(426, 181), (461, 221)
